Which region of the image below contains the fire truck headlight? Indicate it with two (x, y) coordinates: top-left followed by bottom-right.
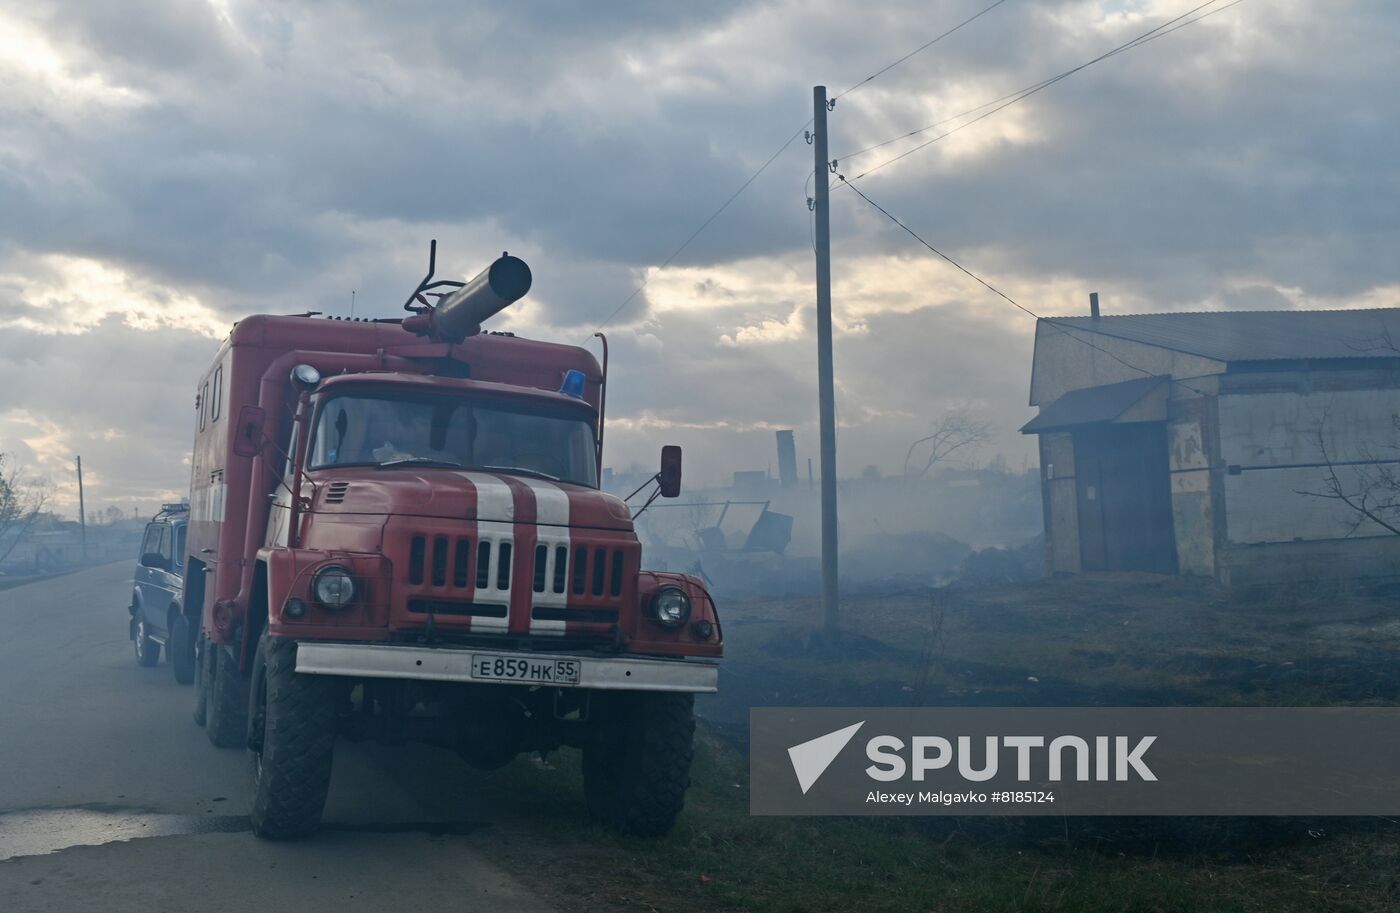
(652, 586), (691, 627)
(312, 565), (356, 609)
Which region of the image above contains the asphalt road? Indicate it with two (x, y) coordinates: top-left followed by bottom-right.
(0, 562), (551, 913)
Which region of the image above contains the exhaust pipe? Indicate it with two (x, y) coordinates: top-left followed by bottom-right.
(404, 253), (532, 342)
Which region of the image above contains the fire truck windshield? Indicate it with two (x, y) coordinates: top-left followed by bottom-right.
(308, 391), (598, 487)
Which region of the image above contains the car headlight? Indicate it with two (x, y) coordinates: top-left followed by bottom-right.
(652, 586), (691, 627)
(312, 565), (356, 609)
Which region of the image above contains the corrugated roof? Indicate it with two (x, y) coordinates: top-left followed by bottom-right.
(1045, 308), (1400, 363)
(1020, 375), (1167, 434)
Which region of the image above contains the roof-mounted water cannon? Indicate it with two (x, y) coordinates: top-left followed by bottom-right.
(401, 240), (532, 343)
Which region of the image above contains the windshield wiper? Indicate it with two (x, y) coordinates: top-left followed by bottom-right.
(479, 464), (561, 482)
(377, 457), (464, 469)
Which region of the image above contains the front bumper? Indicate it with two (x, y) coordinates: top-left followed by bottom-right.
(295, 642), (719, 693)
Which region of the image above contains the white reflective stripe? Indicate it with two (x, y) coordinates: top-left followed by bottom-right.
(517, 478), (571, 635)
(458, 472), (515, 633)
(518, 478), (569, 527)
(457, 472), (515, 522)
(470, 520), (512, 632)
(529, 529), (569, 635)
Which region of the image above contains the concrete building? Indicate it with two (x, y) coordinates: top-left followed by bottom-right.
(1022, 308), (1400, 586)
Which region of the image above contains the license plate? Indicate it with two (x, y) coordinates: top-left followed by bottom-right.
(470, 655), (581, 685)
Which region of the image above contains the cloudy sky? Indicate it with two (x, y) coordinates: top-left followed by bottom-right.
(2, 0), (1395, 517)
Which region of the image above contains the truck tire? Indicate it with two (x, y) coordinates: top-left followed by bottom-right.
(193, 634), (209, 726)
(205, 642), (247, 748)
(133, 616), (161, 667)
(169, 612), (196, 685)
(582, 692), (695, 837)
(248, 635), (336, 840)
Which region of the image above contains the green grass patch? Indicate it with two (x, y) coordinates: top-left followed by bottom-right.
(471, 728), (1400, 913)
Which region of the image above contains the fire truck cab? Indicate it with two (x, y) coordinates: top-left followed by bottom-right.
(184, 246), (720, 838)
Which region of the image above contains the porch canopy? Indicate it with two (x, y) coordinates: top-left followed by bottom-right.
(1020, 375), (1169, 434)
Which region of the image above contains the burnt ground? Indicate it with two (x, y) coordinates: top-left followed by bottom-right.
(701, 573), (1400, 742)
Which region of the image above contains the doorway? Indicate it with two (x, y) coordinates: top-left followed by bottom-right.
(1074, 423), (1177, 573)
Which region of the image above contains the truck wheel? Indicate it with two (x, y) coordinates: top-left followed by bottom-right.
(205, 642), (248, 748)
(582, 692), (695, 837)
(248, 634), (336, 840)
(170, 612), (196, 685)
(193, 634), (209, 726)
(133, 616), (161, 667)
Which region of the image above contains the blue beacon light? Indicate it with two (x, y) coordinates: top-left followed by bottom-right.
(558, 369), (587, 399)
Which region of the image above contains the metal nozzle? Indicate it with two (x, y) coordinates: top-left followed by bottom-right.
(429, 254), (532, 342)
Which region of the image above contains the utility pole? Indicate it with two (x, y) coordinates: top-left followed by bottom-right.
(75, 456), (87, 559)
(812, 85), (840, 633)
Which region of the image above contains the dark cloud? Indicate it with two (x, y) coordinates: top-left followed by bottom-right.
(1, 0), (1396, 513)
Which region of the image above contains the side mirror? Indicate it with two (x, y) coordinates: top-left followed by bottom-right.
(140, 552), (168, 571)
(659, 445), (682, 498)
(233, 405), (267, 458)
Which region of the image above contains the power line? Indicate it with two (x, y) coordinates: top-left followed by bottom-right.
(832, 0), (1013, 101)
(585, 120), (810, 337)
(837, 0), (1246, 180)
(836, 174), (1212, 395)
(845, 0), (1242, 177)
(838, 174), (1034, 318)
(588, 2), (1016, 336)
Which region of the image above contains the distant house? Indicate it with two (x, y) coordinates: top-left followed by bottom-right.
(1021, 308), (1400, 586)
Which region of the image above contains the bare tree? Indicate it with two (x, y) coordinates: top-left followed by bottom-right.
(902, 408), (992, 479)
(1296, 327), (1400, 537)
(1299, 408), (1400, 537)
(0, 454), (51, 566)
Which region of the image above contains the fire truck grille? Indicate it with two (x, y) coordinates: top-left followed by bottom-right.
(399, 532), (630, 638)
(564, 546), (626, 598)
(407, 534), (513, 592)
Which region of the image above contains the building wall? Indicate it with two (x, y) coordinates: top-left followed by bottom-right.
(1030, 325), (1400, 585)
(1031, 324), (1223, 576)
(1167, 394), (1217, 577)
(1039, 432), (1081, 574)
(1039, 383), (1221, 578)
(1029, 324), (1223, 406)
(1213, 369), (1400, 585)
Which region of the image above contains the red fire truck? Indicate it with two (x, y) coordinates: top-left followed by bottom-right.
(183, 243), (720, 838)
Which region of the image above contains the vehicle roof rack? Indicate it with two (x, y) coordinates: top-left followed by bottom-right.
(153, 502), (190, 521)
